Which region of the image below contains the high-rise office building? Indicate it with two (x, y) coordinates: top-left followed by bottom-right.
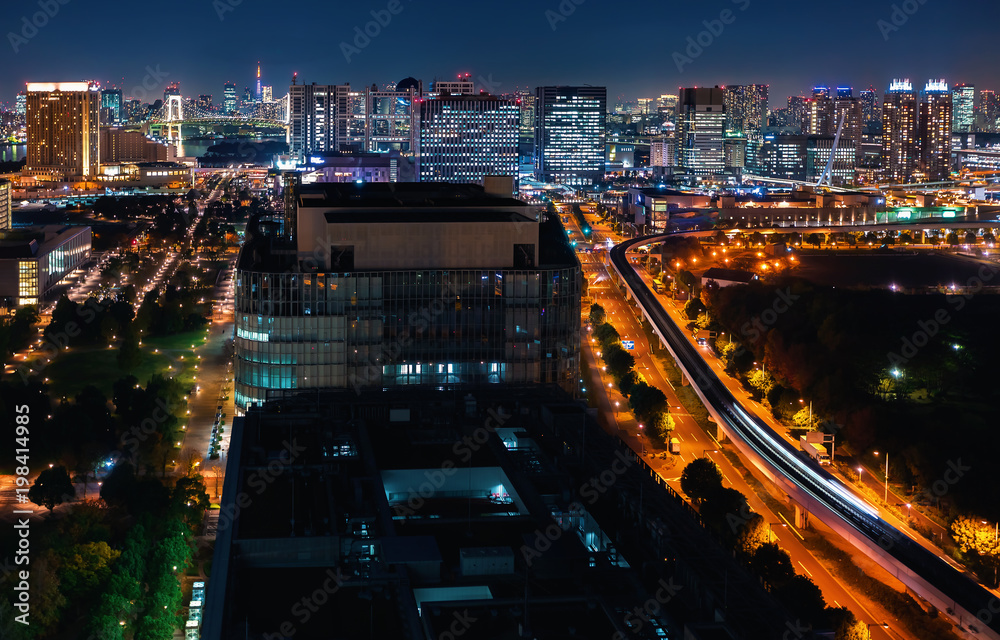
(197, 94), (213, 112)
(15, 93), (26, 118)
(431, 75), (475, 96)
(657, 94), (678, 117)
(288, 82), (352, 159)
(25, 82), (101, 181)
(787, 95), (808, 132)
(233, 182), (581, 409)
(920, 80), (953, 181)
(637, 98), (654, 115)
(832, 88), (863, 162)
(365, 84), (419, 153)
(534, 86), (607, 186)
(417, 94), (519, 185)
(100, 88), (122, 126)
(952, 84), (975, 133)
(804, 88), (834, 135)
(650, 139), (674, 167)
(881, 79), (919, 183)
(516, 90), (535, 136)
(262, 86), (273, 103)
(723, 84), (768, 136)
(859, 88), (879, 127)
(223, 82), (237, 114)
(978, 90), (1000, 133)
(675, 87), (725, 176)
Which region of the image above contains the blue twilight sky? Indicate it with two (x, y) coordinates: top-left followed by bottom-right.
(1, 0), (996, 108)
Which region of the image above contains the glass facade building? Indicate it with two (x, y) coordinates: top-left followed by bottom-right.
(534, 86), (607, 186)
(234, 267), (580, 409)
(417, 95), (519, 184)
(675, 87), (726, 176)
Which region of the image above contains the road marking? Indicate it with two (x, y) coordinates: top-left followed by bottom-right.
(676, 433), (685, 442)
(798, 561), (813, 577)
(778, 513), (804, 540)
(678, 454), (686, 464)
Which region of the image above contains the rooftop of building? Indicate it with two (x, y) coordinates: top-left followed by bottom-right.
(204, 386), (791, 640)
(0, 225), (90, 259)
(298, 181), (528, 210)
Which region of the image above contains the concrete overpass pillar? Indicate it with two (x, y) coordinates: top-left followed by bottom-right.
(794, 502), (809, 530)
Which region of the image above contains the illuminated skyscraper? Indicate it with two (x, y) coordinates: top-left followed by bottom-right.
(881, 80), (919, 183)
(25, 82), (101, 181)
(417, 94), (519, 185)
(832, 88), (863, 164)
(100, 88), (122, 126)
(723, 84), (768, 136)
(675, 87), (725, 176)
(804, 87), (834, 135)
(859, 88), (879, 127)
(288, 82), (351, 159)
(978, 90), (1000, 133)
(952, 84), (975, 133)
(223, 82), (237, 114)
(920, 80), (953, 181)
(262, 86), (273, 103)
(534, 86), (607, 186)
(197, 95), (213, 112)
(15, 92), (26, 118)
(786, 95), (808, 132)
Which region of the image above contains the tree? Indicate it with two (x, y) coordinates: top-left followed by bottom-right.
(59, 541), (120, 597)
(792, 406), (818, 430)
(773, 575), (827, 626)
(699, 486), (749, 539)
(628, 382), (667, 424)
(117, 329), (143, 372)
(618, 369), (639, 396)
(594, 323), (621, 350)
(946, 232), (960, 247)
(748, 368), (776, 397)
(736, 512), (769, 557)
(588, 304), (606, 326)
(748, 542), (795, 588)
(696, 311), (712, 330)
(830, 607), (867, 640)
(680, 458), (724, 503)
(806, 233), (824, 248)
(965, 231), (978, 245)
(652, 411), (675, 442)
(951, 517), (1000, 558)
(684, 298), (706, 321)
(171, 475), (210, 532)
(604, 345), (635, 381)
(28, 465), (76, 510)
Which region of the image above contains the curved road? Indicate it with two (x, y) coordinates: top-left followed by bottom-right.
(609, 232), (1000, 639)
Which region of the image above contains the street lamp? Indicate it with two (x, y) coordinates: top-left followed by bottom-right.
(866, 622), (889, 639)
(703, 449), (718, 458)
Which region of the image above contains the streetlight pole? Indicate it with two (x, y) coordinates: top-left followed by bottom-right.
(866, 622), (889, 639)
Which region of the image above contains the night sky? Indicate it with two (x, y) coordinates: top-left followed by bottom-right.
(3, 0), (997, 107)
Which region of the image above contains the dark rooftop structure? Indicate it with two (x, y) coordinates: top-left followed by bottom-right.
(298, 181), (529, 210)
(202, 387), (807, 640)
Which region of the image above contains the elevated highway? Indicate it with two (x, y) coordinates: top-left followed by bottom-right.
(608, 232), (1000, 639)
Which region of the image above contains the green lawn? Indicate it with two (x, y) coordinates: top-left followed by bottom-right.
(45, 347), (174, 399)
(142, 330), (210, 352)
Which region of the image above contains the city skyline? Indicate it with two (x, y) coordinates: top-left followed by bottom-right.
(2, 0), (999, 108)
